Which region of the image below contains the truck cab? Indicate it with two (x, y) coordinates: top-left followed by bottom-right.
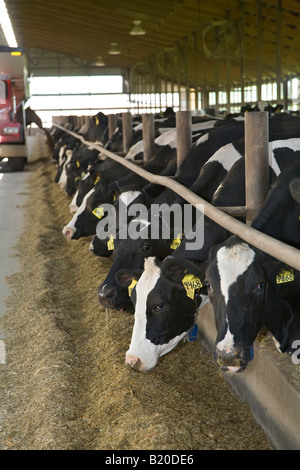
(0, 49), (27, 171)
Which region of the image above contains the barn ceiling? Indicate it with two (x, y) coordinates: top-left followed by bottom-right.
(4, 0), (300, 89)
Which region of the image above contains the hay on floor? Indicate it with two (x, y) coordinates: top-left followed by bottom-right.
(0, 161), (274, 450)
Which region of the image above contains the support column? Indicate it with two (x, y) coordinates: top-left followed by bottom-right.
(245, 111), (269, 225)
(108, 114), (117, 139)
(176, 110), (192, 169)
(122, 112), (132, 154)
(142, 114), (155, 162)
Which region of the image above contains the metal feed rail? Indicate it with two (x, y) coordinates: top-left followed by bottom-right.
(53, 122), (300, 271)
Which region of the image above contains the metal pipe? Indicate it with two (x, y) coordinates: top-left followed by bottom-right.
(245, 111), (269, 225)
(53, 123), (300, 271)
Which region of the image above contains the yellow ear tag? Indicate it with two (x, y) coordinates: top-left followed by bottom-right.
(76, 160), (80, 168)
(95, 117), (99, 125)
(170, 234), (181, 250)
(113, 194), (116, 202)
(107, 235), (114, 251)
(182, 274), (202, 299)
(92, 206), (104, 219)
(128, 278), (137, 297)
(276, 268), (294, 284)
(94, 175), (101, 185)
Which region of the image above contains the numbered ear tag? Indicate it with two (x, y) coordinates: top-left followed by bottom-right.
(95, 117), (100, 125)
(182, 274), (202, 299)
(276, 268), (294, 284)
(107, 235), (114, 251)
(92, 206), (104, 219)
(94, 175), (101, 185)
(170, 234), (182, 250)
(128, 278), (137, 297)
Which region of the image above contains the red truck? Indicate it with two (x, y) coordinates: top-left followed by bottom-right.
(0, 48), (28, 171)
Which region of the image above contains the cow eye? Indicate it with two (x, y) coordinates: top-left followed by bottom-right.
(257, 282), (265, 290)
(142, 243), (151, 251)
(154, 302), (165, 313)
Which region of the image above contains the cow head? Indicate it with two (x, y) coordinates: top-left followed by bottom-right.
(205, 235), (300, 373)
(205, 238), (264, 373)
(62, 180), (115, 239)
(89, 235), (111, 257)
(116, 256), (208, 372)
(97, 233), (174, 311)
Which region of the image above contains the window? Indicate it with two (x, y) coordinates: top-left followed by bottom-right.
(28, 75), (127, 126)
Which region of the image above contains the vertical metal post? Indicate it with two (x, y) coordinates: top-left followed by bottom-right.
(108, 114), (117, 139)
(176, 110), (192, 169)
(240, 0), (246, 107)
(245, 111), (269, 225)
(256, 1), (263, 103)
(122, 112), (132, 154)
(142, 114), (155, 162)
(276, 0), (282, 102)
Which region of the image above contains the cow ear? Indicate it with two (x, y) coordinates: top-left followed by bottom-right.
(115, 269), (143, 287)
(208, 242), (224, 262)
(161, 258), (205, 287)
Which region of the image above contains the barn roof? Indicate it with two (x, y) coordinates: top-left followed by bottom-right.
(4, 0), (300, 88)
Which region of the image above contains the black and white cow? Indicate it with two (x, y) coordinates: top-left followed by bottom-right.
(116, 256), (207, 371)
(54, 112), (109, 190)
(204, 158), (300, 373)
(63, 122), (202, 240)
(118, 142), (300, 371)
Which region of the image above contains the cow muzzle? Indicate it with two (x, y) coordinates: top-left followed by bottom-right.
(214, 345), (253, 373)
(98, 284), (132, 311)
(98, 284), (116, 307)
(125, 354), (154, 372)
(62, 225), (76, 239)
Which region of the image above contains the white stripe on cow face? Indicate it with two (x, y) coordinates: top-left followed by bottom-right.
(216, 243), (255, 305)
(58, 150), (73, 190)
(126, 257), (161, 371)
(126, 257), (188, 371)
(216, 328), (235, 355)
(58, 145), (66, 166)
(62, 187), (95, 237)
(69, 191), (79, 213)
(215, 243), (256, 354)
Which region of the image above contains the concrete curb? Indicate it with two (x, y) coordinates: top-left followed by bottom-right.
(196, 303), (300, 450)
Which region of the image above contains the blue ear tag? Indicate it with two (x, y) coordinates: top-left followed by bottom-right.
(187, 323), (198, 342)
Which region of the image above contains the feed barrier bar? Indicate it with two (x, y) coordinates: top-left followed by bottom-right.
(53, 122), (300, 271)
